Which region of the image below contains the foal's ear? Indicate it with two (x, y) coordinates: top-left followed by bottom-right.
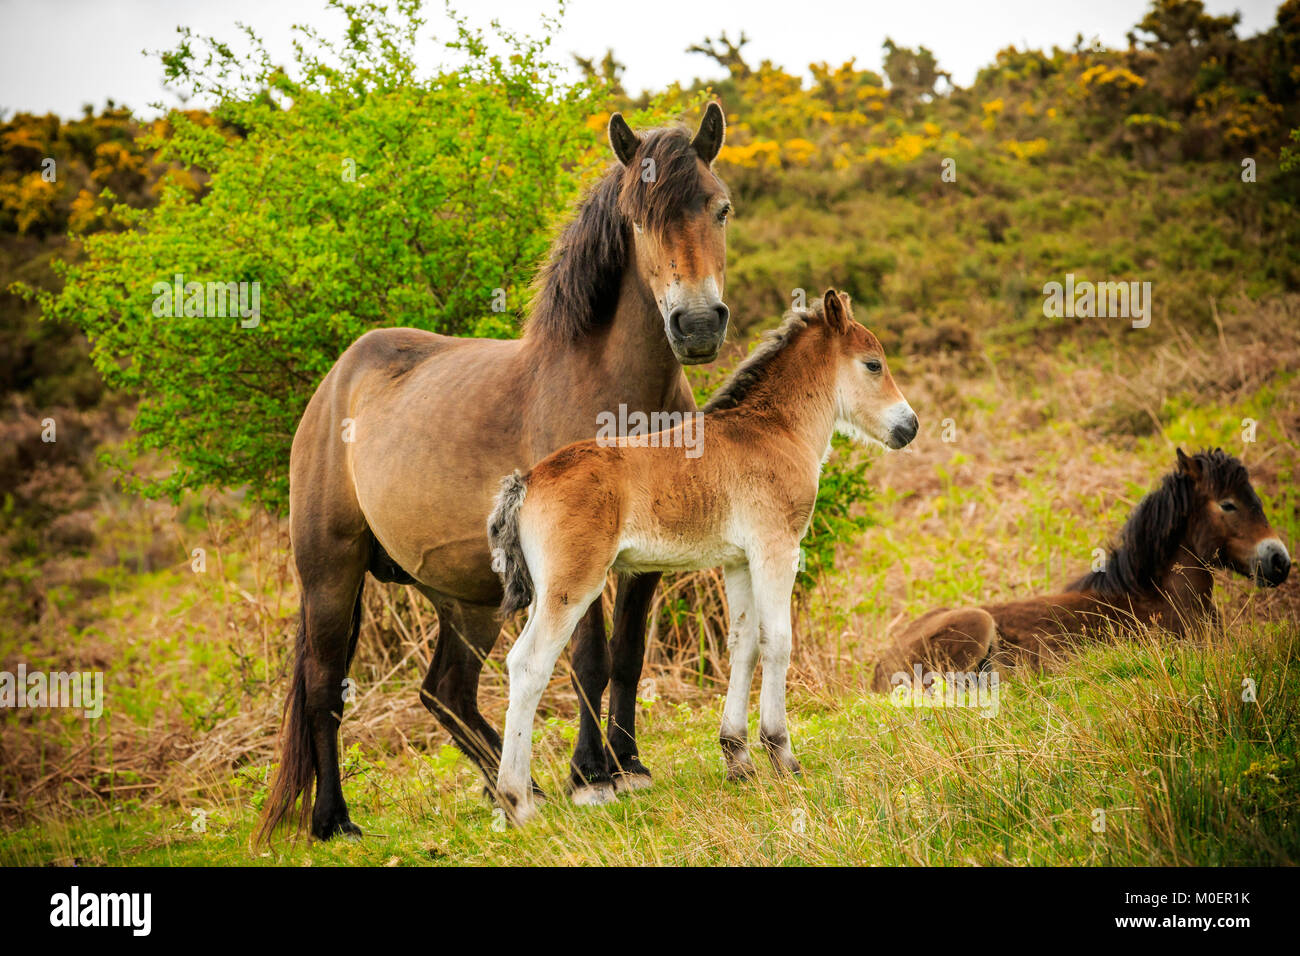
(1176, 448), (1203, 481)
(692, 102), (726, 164)
(822, 288), (850, 334)
(608, 112), (641, 167)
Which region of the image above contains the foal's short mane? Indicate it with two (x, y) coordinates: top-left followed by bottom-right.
(1067, 448), (1253, 596)
(525, 126), (721, 343)
(702, 302), (822, 413)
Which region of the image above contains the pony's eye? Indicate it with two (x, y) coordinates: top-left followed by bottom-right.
(863, 359), (882, 374)
(717, 203), (731, 223)
(1219, 500), (1237, 513)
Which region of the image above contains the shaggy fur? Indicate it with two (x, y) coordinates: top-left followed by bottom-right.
(488, 471), (533, 617)
(703, 306), (815, 412)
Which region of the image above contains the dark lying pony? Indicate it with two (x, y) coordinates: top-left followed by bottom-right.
(872, 448), (1291, 691)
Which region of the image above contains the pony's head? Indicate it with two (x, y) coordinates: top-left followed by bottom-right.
(1178, 448), (1290, 587)
(821, 289), (917, 449)
(608, 103), (730, 364)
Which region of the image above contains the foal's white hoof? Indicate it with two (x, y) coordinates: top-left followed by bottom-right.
(570, 781), (617, 806)
(504, 801), (538, 827)
(613, 772), (654, 794)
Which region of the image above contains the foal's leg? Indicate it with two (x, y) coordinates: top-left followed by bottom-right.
(605, 571), (660, 790)
(752, 555), (801, 774)
(497, 595), (596, 824)
(568, 600), (615, 804)
(719, 563), (760, 780)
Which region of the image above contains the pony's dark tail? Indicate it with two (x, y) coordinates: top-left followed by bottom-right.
(488, 471), (533, 617)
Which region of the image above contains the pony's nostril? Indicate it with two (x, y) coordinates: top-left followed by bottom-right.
(714, 304), (730, 328)
(668, 309), (686, 338)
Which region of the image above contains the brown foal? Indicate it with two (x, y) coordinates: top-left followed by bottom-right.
(488, 290), (918, 823)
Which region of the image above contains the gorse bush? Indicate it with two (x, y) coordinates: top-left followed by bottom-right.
(39, 0), (604, 511)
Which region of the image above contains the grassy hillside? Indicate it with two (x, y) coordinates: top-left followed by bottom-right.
(1, 293), (1296, 865)
(2, 0), (1299, 865)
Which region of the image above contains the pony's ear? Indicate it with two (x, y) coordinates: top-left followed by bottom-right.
(1176, 448), (1203, 481)
(823, 288), (850, 334)
(692, 102), (726, 164)
(608, 113), (640, 166)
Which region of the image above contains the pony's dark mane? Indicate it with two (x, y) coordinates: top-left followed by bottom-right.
(703, 303), (821, 413)
(1067, 448), (1254, 596)
(525, 126), (720, 342)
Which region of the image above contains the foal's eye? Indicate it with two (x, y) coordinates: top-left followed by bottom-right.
(717, 202), (731, 224)
(863, 359), (882, 374)
(1219, 500), (1237, 513)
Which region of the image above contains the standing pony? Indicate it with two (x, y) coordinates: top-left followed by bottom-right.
(872, 448), (1291, 690)
(488, 290), (917, 823)
(261, 105), (732, 842)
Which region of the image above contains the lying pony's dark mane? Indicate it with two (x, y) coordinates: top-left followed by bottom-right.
(1068, 448), (1252, 596)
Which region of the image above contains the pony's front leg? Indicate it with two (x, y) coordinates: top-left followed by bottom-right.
(719, 563), (760, 780)
(752, 552), (801, 775)
(496, 599), (585, 825)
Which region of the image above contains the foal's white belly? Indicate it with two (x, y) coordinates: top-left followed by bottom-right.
(612, 532), (746, 574)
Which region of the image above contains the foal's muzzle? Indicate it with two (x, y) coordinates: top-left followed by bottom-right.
(885, 405), (919, 449)
(1252, 538), (1291, 588)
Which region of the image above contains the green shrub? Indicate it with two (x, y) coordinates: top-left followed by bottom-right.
(37, 0), (602, 512)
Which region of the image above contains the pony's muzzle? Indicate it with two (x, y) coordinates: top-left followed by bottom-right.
(667, 302), (729, 364)
(1252, 538), (1290, 587)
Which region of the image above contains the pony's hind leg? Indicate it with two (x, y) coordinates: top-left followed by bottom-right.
(751, 553), (801, 775)
(418, 594), (514, 787)
(271, 537), (368, 842)
(719, 564), (760, 780)
(605, 572), (660, 791)
(872, 608), (997, 693)
(568, 600), (616, 805)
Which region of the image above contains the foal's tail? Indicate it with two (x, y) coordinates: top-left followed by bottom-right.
(488, 471), (534, 617)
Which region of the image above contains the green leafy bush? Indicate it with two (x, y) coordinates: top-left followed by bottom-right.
(39, 0), (602, 511)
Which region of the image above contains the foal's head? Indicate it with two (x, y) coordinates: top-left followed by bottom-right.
(1177, 448), (1290, 587)
(821, 290), (918, 449)
(607, 103), (731, 364)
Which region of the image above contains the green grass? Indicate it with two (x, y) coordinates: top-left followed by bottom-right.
(3, 613), (1295, 867)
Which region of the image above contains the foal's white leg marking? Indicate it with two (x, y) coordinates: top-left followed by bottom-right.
(496, 594), (594, 824)
(720, 563), (759, 779)
(751, 554), (801, 774)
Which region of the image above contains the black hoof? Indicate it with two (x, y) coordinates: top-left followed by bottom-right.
(607, 752), (653, 792)
(312, 814), (363, 841)
(569, 759), (614, 791)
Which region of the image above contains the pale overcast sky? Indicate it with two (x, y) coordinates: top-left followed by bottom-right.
(0, 0), (1284, 118)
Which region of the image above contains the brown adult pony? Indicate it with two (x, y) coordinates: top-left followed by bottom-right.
(488, 290), (918, 823)
(260, 105), (733, 842)
(871, 448), (1291, 691)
